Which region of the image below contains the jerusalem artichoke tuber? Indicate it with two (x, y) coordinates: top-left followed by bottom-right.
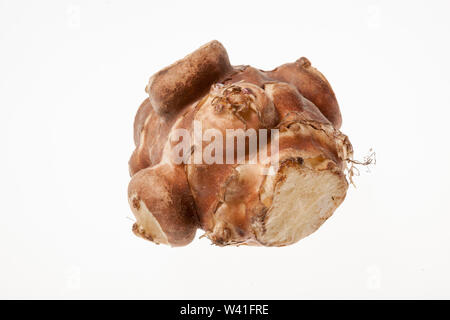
(128, 40), (353, 247)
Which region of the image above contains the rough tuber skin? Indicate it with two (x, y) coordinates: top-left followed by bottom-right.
(128, 40), (353, 247)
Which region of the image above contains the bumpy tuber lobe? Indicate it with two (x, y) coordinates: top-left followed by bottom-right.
(128, 40), (353, 247)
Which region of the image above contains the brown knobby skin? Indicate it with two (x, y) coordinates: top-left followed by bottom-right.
(128, 40), (354, 247)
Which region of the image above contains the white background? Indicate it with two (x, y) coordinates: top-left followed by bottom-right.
(1, 0), (449, 299)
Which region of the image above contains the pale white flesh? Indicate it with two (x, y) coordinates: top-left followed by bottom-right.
(129, 195), (169, 245)
(258, 167), (347, 246)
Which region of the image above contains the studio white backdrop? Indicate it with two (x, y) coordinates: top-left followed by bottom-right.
(1, 0), (449, 299)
